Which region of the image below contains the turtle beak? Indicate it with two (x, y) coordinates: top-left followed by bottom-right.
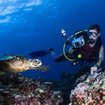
(34, 59), (42, 67)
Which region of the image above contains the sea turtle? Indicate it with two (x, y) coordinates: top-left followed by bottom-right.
(0, 55), (48, 74)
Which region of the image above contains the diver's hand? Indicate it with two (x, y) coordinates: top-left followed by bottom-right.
(90, 65), (98, 75)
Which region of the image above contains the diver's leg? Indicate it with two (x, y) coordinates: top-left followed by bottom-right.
(54, 53), (69, 62)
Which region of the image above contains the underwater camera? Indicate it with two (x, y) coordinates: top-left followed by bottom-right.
(72, 36), (85, 48)
(62, 30), (89, 63)
(72, 30), (89, 48)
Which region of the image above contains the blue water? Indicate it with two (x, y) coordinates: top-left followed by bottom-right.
(0, 0), (105, 80)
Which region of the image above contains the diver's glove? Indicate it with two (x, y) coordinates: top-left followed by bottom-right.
(90, 65), (98, 75)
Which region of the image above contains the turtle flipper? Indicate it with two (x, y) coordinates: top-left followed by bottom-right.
(33, 65), (49, 72)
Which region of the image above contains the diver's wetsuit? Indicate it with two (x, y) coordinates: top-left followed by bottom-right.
(54, 37), (102, 64)
(79, 37), (102, 63)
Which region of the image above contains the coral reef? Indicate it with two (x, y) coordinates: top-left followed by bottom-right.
(0, 73), (63, 105)
(69, 69), (105, 105)
(0, 66), (104, 105)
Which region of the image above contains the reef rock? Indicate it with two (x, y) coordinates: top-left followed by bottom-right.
(69, 68), (105, 105)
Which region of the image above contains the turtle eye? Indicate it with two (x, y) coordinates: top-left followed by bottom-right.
(33, 59), (40, 65)
(34, 59), (40, 62)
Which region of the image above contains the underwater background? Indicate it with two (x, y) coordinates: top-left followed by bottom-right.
(0, 0), (105, 80)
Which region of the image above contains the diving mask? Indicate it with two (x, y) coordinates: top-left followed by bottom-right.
(88, 29), (100, 38)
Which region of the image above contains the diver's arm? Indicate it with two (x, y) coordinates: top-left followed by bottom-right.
(90, 45), (104, 74)
(95, 45), (104, 67)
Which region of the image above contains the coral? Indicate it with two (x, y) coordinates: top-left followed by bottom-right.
(0, 73), (63, 105)
(69, 70), (105, 105)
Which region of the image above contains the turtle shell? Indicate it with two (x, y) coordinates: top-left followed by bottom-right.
(0, 55), (24, 62)
(0, 55), (15, 61)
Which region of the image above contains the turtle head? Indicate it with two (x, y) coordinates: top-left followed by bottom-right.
(28, 59), (42, 68)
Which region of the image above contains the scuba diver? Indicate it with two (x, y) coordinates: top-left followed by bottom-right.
(54, 24), (104, 74)
(54, 30), (89, 63)
(29, 48), (54, 58)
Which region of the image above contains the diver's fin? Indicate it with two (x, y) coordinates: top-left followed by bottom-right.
(29, 48), (54, 58)
(47, 48), (54, 53)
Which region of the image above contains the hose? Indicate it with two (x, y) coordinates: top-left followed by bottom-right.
(63, 30), (87, 62)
